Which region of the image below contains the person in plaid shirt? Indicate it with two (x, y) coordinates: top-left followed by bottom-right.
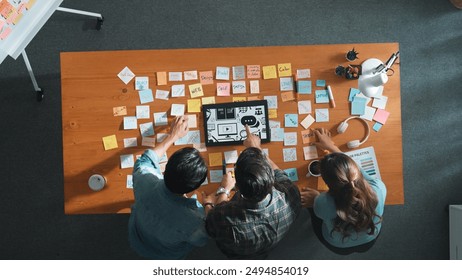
(203, 125), (301, 259)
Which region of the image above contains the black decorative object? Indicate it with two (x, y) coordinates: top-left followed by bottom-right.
(346, 48), (359, 61)
(335, 65), (346, 76)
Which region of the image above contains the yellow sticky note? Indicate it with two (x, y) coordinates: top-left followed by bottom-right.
(281, 91), (295, 102)
(102, 135), (118, 150)
(209, 152), (223, 167)
(268, 109), (278, 119)
(157, 72), (167, 85)
(189, 83), (204, 98)
(233, 97), (247, 102)
(262, 65), (277, 80)
(201, 96), (216, 105)
(317, 177), (329, 191)
(278, 63), (292, 77)
(187, 99), (202, 113)
(247, 96), (262, 101)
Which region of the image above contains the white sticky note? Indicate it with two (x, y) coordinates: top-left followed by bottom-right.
(269, 120), (281, 129)
(298, 100), (312, 114)
(297, 69), (311, 79)
(154, 112), (168, 126)
(315, 109), (329, 122)
(184, 70), (198, 81)
(284, 132), (298, 146)
(283, 148), (297, 162)
(171, 104), (185, 116)
(156, 89), (170, 100)
(142, 137), (155, 147)
(250, 80), (260, 94)
(271, 128), (285, 142)
(224, 150), (239, 164)
(360, 106), (377, 121)
(120, 154), (135, 169)
(232, 81), (246, 94)
(372, 95), (388, 109)
(135, 76), (149, 90)
(280, 77), (294, 91)
(186, 114), (197, 128)
(123, 116), (138, 130)
(117, 66), (135, 84)
(169, 72), (183, 81)
(193, 143), (207, 152)
(303, 146), (318, 160)
(123, 137), (137, 148)
(171, 84), (185, 97)
(300, 114), (315, 129)
(136, 105), (150, 119)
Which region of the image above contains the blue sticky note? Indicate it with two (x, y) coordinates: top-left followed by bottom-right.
(349, 88), (361, 101)
(297, 80), (312, 94)
(284, 168), (299, 182)
(284, 114), (298, 127)
(315, 90), (329, 104)
(271, 128), (285, 142)
(351, 97), (367, 115)
(139, 89), (154, 104)
(280, 77), (294, 91)
(209, 170), (224, 183)
(373, 122), (383, 132)
(316, 80), (326, 87)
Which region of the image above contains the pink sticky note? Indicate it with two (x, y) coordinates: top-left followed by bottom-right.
(216, 82), (230, 96)
(0, 26), (12, 40)
(373, 109), (390, 124)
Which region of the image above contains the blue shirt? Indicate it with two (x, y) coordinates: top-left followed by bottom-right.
(128, 150), (208, 259)
(313, 169), (387, 248)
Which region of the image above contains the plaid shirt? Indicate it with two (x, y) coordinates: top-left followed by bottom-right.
(206, 169), (301, 258)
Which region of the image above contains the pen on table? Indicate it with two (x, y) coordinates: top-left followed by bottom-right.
(222, 159), (227, 175)
(327, 85), (336, 108)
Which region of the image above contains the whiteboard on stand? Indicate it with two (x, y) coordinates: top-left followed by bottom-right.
(0, 0), (63, 64)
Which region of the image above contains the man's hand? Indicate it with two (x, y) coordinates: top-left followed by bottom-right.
(300, 187), (320, 208)
(221, 171), (236, 192)
(169, 115), (189, 142)
(243, 125), (261, 149)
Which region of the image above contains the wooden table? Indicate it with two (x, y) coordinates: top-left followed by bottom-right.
(61, 43), (403, 214)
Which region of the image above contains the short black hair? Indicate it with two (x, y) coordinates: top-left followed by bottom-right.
(234, 147), (274, 202)
(164, 147), (207, 194)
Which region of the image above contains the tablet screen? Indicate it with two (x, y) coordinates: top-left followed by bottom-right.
(203, 100), (271, 146)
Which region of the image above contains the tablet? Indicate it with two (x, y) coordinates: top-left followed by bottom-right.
(203, 100), (271, 146)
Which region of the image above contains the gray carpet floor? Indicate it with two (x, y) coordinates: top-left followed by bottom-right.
(0, 0), (461, 259)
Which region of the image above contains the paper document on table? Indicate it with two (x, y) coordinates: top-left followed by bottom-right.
(344, 146), (381, 180)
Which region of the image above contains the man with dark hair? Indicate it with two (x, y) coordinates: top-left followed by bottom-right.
(203, 125), (301, 259)
(128, 116), (208, 259)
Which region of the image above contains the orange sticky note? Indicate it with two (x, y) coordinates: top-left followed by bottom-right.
(268, 109), (278, 119)
(281, 91), (295, 102)
(201, 96), (216, 105)
(113, 106), (127, 116)
(233, 97), (247, 102)
(189, 83), (204, 98)
(102, 135), (118, 150)
(278, 63), (292, 77)
(209, 152), (223, 167)
(262, 65), (277, 80)
(301, 129), (315, 144)
(187, 99), (202, 113)
(247, 65), (261, 79)
(157, 72), (167, 85)
(200, 71), (214, 85)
